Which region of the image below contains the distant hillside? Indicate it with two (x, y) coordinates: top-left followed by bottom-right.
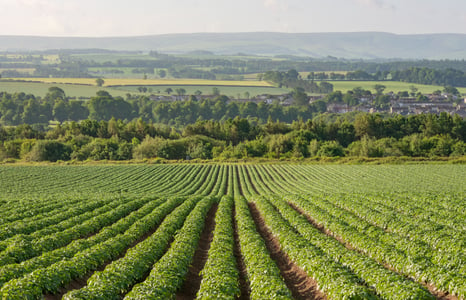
(1, 32), (466, 59)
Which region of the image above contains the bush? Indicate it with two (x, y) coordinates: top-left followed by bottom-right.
(133, 136), (187, 160)
(26, 140), (72, 162)
(317, 141), (345, 157)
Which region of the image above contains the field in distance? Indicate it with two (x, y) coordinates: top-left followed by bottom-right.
(331, 80), (466, 94)
(6, 77), (274, 87)
(2, 77), (466, 98)
(0, 78), (286, 98)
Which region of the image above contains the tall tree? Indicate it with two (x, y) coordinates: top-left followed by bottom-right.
(95, 78), (105, 87)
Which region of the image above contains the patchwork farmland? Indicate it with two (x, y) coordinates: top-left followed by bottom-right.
(0, 164), (464, 299)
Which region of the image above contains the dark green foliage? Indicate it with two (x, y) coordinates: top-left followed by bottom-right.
(26, 140), (72, 162)
(88, 91), (133, 121)
(1, 108), (465, 161)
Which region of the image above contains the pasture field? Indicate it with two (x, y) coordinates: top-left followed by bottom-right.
(0, 163), (464, 299)
(0, 79), (282, 98)
(6, 78), (275, 87)
(112, 85), (289, 97)
(2, 77), (466, 99)
(0, 81), (129, 98)
(0, 68), (35, 74)
(331, 80), (466, 94)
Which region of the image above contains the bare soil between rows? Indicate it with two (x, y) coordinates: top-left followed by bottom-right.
(44, 206), (175, 299)
(233, 205), (251, 300)
(176, 203), (218, 300)
(248, 202), (327, 300)
(288, 201), (458, 300)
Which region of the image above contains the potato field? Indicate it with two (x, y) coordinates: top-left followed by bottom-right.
(0, 164), (464, 299)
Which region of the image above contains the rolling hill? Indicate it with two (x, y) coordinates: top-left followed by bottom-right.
(1, 32), (466, 59)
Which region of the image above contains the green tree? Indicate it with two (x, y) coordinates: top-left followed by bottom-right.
(95, 78), (104, 87)
(443, 86), (460, 96)
(52, 100), (69, 122)
(22, 99), (41, 124)
(176, 88), (186, 97)
(46, 87), (66, 101)
(26, 140), (72, 162)
(292, 87), (308, 106)
(157, 69), (167, 78)
(165, 88), (173, 95)
(88, 91), (132, 121)
(374, 84), (386, 95)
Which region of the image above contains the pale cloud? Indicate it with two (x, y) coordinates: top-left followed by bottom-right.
(263, 0), (289, 12)
(1, 0), (466, 36)
(356, 0), (396, 10)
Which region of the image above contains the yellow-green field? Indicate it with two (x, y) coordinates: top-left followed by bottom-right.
(2, 77), (465, 98)
(0, 80), (286, 98)
(0, 81), (129, 98)
(8, 78), (274, 87)
(331, 80), (466, 94)
(0, 68), (35, 74)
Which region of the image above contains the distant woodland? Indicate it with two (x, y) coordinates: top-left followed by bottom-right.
(2, 50), (466, 86)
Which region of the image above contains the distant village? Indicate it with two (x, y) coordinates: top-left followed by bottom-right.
(317, 93), (466, 118)
(149, 92), (466, 118)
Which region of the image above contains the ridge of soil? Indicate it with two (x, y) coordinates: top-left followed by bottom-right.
(176, 204), (218, 300)
(248, 202), (327, 300)
(44, 208), (176, 299)
(288, 202), (457, 300)
(235, 165), (244, 197)
(233, 205), (251, 300)
(243, 167), (260, 195)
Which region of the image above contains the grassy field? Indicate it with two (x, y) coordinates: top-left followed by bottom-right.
(0, 79), (285, 98)
(0, 81), (129, 98)
(330, 80), (466, 94)
(7, 77), (275, 87)
(112, 85), (289, 97)
(0, 68), (35, 74)
(2, 77), (465, 98)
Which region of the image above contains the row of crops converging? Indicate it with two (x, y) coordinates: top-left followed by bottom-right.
(0, 164), (464, 299)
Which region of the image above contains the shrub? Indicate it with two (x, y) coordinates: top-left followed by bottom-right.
(26, 140), (72, 162)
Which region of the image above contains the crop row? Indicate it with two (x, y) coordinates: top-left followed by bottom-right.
(287, 195), (466, 298)
(124, 196), (217, 299)
(234, 196), (292, 299)
(197, 196), (240, 299)
(266, 196), (434, 299)
(0, 197), (185, 299)
(0, 197), (112, 241)
(0, 197), (165, 288)
(0, 197), (148, 266)
(331, 194), (466, 261)
(62, 196), (202, 299)
(250, 196), (377, 299)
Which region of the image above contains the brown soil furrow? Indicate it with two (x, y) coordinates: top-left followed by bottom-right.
(243, 166), (260, 195)
(233, 206), (251, 300)
(248, 202), (327, 300)
(288, 202), (457, 300)
(235, 165), (244, 197)
(176, 204), (218, 300)
(43, 264), (106, 300)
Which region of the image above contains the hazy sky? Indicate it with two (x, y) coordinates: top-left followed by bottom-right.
(1, 0), (466, 36)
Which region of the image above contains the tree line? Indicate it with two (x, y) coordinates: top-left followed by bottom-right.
(1, 112), (465, 162)
(4, 49), (466, 82)
(264, 68), (466, 88)
(0, 88), (331, 127)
